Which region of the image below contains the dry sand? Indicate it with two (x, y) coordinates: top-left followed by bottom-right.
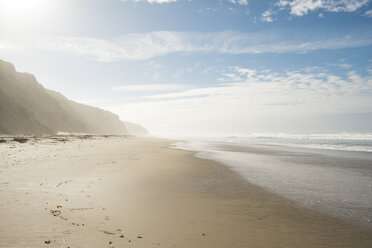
(0, 135), (371, 248)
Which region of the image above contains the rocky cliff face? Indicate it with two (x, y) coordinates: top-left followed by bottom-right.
(0, 59), (129, 135)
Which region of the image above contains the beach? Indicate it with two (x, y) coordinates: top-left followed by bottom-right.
(0, 135), (372, 248)
(172, 134), (372, 228)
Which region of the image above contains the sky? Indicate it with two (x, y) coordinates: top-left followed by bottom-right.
(0, 0), (372, 135)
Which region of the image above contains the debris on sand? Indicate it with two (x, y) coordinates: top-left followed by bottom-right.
(98, 229), (126, 239)
(79, 135), (93, 140)
(98, 230), (116, 235)
(12, 137), (28, 143)
(44, 240), (51, 244)
(57, 205), (62, 208)
(50, 209), (61, 217)
(50, 137), (68, 142)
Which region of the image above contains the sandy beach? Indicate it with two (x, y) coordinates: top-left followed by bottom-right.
(0, 135), (371, 248)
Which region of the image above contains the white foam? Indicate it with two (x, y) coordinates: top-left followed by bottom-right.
(223, 132), (372, 153)
(228, 132), (372, 141)
(264, 142), (372, 153)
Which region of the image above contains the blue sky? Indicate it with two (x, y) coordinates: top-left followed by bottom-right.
(0, 0), (372, 135)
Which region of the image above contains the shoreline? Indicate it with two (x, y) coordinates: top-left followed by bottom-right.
(0, 136), (371, 247)
(171, 139), (372, 229)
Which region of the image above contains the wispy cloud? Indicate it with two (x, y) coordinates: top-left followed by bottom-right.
(261, 10), (274, 22)
(276, 0), (370, 16)
(339, 63), (353, 68)
(1, 31), (371, 61)
(112, 84), (186, 92)
(228, 0), (248, 5)
(146, 66), (372, 101)
(121, 0), (179, 3)
(365, 9), (372, 16)
(123, 0), (249, 5)
(107, 66), (372, 134)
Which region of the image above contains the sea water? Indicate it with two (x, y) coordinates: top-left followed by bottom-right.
(170, 133), (372, 228)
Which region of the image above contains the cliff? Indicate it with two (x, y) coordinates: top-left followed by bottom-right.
(123, 121), (149, 136)
(0, 59), (129, 135)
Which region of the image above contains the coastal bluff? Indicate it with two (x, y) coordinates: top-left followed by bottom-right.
(0, 59), (146, 136)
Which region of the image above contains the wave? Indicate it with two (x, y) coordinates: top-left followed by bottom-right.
(227, 132), (372, 141)
(263, 142), (372, 153)
(222, 132), (372, 153)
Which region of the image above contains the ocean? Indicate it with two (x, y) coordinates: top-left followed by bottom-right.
(170, 133), (372, 228)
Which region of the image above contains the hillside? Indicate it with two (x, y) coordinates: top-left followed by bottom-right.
(123, 121), (149, 136)
(0, 59), (137, 135)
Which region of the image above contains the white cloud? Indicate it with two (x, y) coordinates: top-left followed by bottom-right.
(1, 31), (371, 61)
(339, 63), (353, 68)
(112, 84), (186, 92)
(228, 0), (248, 5)
(365, 9), (372, 16)
(107, 66), (372, 134)
(123, 0), (249, 5)
(261, 10), (274, 22)
(328, 63), (353, 68)
(278, 0), (323, 16)
(147, 0), (178, 2)
(277, 0), (370, 16)
(122, 0), (179, 3)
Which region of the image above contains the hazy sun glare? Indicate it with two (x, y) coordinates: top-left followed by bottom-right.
(0, 0), (46, 17)
(0, 0), (58, 31)
(0, 0), (70, 35)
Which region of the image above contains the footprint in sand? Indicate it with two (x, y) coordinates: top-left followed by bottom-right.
(108, 241), (115, 248)
(71, 222), (85, 226)
(50, 209), (61, 217)
(99, 230), (125, 239)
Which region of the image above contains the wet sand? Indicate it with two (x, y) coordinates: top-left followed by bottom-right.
(0, 135), (371, 247)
